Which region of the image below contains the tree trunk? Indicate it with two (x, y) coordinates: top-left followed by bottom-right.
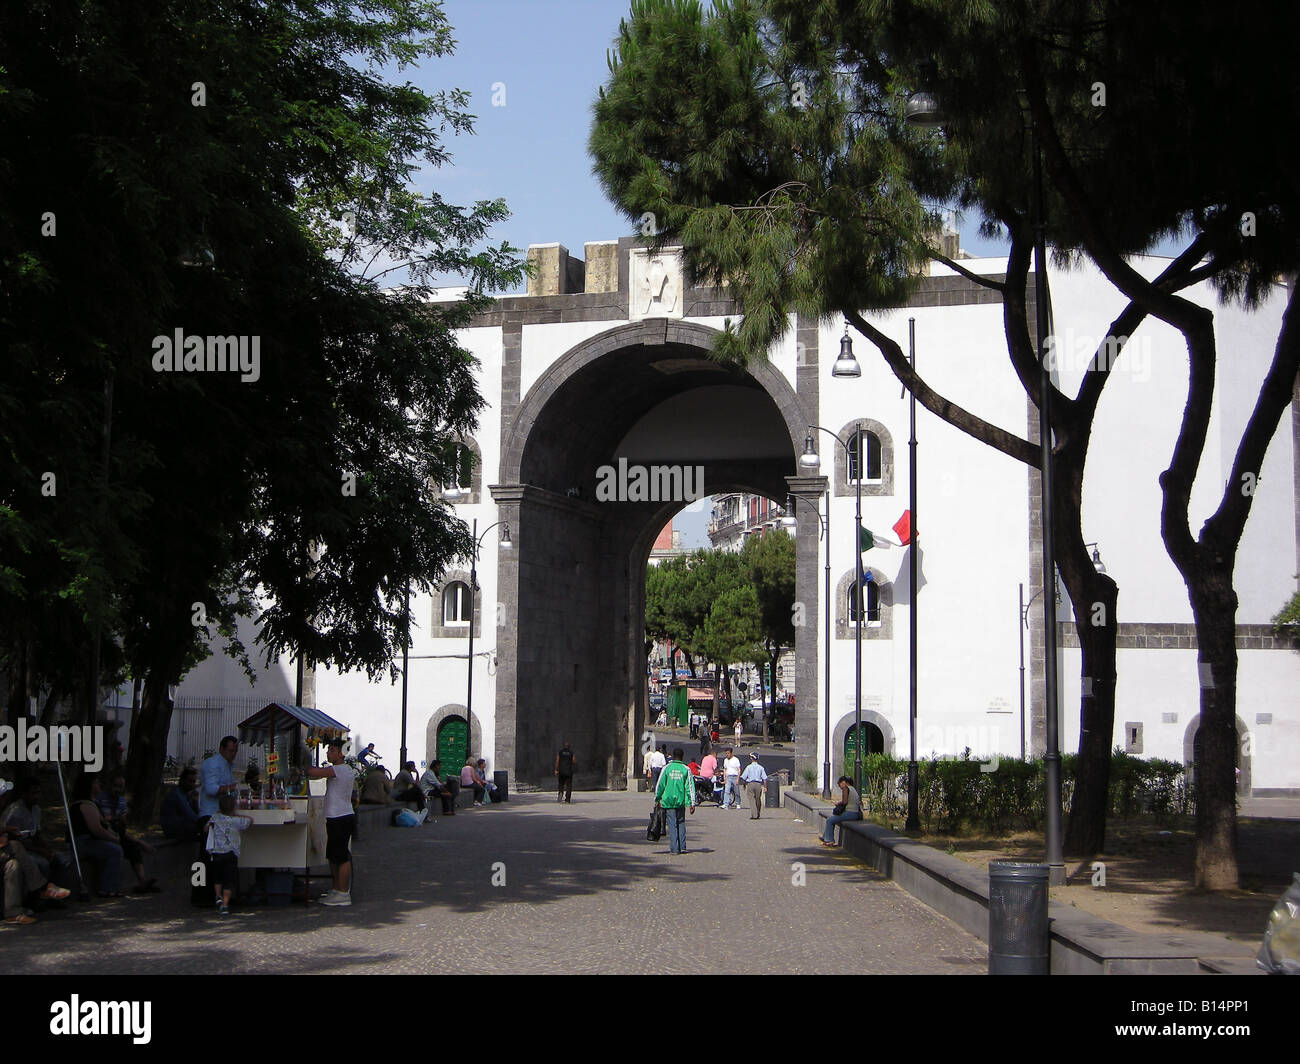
(1055, 440), (1121, 857)
(1063, 585), (1118, 856)
(1188, 572), (1240, 890)
(125, 671), (174, 828)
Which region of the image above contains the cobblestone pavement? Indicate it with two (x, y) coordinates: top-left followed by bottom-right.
(0, 791), (985, 975)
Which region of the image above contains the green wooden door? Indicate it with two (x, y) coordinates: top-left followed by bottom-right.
(844, 723), (884, 762)
(437, 717), (468, 776)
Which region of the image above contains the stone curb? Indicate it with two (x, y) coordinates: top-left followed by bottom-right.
(783, 790), (1261, 975)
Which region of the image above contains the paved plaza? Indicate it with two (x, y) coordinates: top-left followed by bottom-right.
(0, 791), (985, 975)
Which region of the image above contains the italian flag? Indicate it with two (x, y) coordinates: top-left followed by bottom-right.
(859, 526), (874, 552)
(893, 510), (912, 546)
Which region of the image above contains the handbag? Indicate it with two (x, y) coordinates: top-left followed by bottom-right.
(832, 802), (847, 816)
(646, 802), (667, 842)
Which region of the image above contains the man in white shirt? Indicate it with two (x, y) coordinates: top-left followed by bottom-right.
(722, 748), (742, 810)
(648, 745), (668, 788)
(305, 739), (357, 906)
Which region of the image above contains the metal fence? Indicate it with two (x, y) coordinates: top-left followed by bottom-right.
(166, 696), (266, 771)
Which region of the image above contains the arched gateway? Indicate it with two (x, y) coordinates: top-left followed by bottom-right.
(490, 316), (818, 789)
(173, 235), (1300, 798)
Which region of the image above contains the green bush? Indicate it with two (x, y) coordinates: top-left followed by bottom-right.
(836, 750), (1190, 835)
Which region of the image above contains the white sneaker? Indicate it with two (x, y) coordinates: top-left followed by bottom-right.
(321, 892), (351, 907)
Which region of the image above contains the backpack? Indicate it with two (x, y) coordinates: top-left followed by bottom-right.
(557, 748), (574, 775)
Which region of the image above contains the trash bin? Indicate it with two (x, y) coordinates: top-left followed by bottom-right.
(493, 770), (509, 803)
(988, 862), (1050, 975)
(764, 777), (781, 808)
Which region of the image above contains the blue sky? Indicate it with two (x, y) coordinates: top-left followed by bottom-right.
(417, 0), (1013, 295)
(416, 0), (1012, 546)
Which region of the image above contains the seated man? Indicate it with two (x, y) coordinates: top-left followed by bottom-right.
(160, 767), (202, 841)
(2, 778), (68, 886)
(1, 831), (35, 925)
(97, 771), (159, 893)
(474, 760), (498, 802)
(0, 822), (69, 919)
(391, 762), (425, 810)
(419, 760), (454, 816)
(359, 766), (392, 805)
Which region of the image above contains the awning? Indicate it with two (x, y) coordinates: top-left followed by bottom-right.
(237, 703), (349, 747)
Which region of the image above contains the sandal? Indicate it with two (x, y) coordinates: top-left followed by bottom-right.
(42, 883), (71, 900)
(98, 891), (124, 898)
(3, 913), (37, 925)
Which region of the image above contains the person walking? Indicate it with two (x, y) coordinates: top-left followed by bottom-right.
(649, 744), (667, 788)
(306, 739), (357, 906)
(653, 748), (696, 855)
(733, 717), (743, 745)
(740, 752), (769, 819)
(721, 747), (742, 810)
(554, 740), (576, 803)
(821, 776), (863, 846)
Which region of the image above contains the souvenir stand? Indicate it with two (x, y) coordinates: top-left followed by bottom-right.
(235, 703), (350, 900)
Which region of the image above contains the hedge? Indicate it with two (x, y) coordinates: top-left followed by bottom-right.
(840, 749), (1191, 834)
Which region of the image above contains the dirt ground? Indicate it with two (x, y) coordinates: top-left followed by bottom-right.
(907, 816), (1300, 949)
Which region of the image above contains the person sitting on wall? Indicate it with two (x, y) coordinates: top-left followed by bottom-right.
(96, 771), (160, 894)
(475, 760), (498, 802)
(160, 767), (202, 841)
(461, 758), (486, 806)
(2, 778), (72, 889)
(420, 761), (455, 816)
(391, 762), (425, 810)
(359, 765), (392, 804)
(70, 775), (126, 898)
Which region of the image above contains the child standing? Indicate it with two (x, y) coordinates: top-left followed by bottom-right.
(206, 793), (252, 915)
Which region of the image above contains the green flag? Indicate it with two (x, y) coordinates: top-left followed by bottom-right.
(859, 526), (874, 552)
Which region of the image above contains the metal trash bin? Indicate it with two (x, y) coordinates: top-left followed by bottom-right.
(988, 862), (1050, 975)
(493, 770), (509, 803)
(764, 777), (782, 808)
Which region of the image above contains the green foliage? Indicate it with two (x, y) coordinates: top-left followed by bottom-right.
(1272, 586), (1300, 635)
(699, 584), (763, 666)
(848, 751), (1191, 836)
(0, 0), (526, 716)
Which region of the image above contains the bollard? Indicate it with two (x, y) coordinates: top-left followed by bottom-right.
(988, 862), (1050, 974)
(493, 770), (509, 803)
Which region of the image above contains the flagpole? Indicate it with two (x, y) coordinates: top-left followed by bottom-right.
(854, 420), (864, 797)
(906, 319), (921, 831)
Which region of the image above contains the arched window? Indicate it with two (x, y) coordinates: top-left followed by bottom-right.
(833, 419), (893, 497)
(846, 579), (881, 626)
(849, 428), (882, 483)
(443, 443), (474, 495)
(442, 581), (471, 625)
(436, 437), (482, 504)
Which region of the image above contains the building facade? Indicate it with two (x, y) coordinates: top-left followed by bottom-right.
(174, 236), (1300, 795)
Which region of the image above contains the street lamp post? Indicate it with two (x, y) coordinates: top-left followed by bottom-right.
(783, 489), (831, 797)
(465, 518), (512, 769)
(905, 319), (921, 832)
(1026, 102), (1066, 885)
(399, 581), (410, 769)
(800, 416), (870, 797)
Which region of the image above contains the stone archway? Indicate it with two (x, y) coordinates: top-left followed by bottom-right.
(490, 319), (814, 789)
(425, 703), (482, 772)
(1182, 713), (1251, 796)
(833, 710), (896, 774)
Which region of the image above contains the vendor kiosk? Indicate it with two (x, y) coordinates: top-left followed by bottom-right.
(234, 702), (351, 899)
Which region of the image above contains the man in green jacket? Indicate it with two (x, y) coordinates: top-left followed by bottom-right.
(653, 748), (696, 854)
